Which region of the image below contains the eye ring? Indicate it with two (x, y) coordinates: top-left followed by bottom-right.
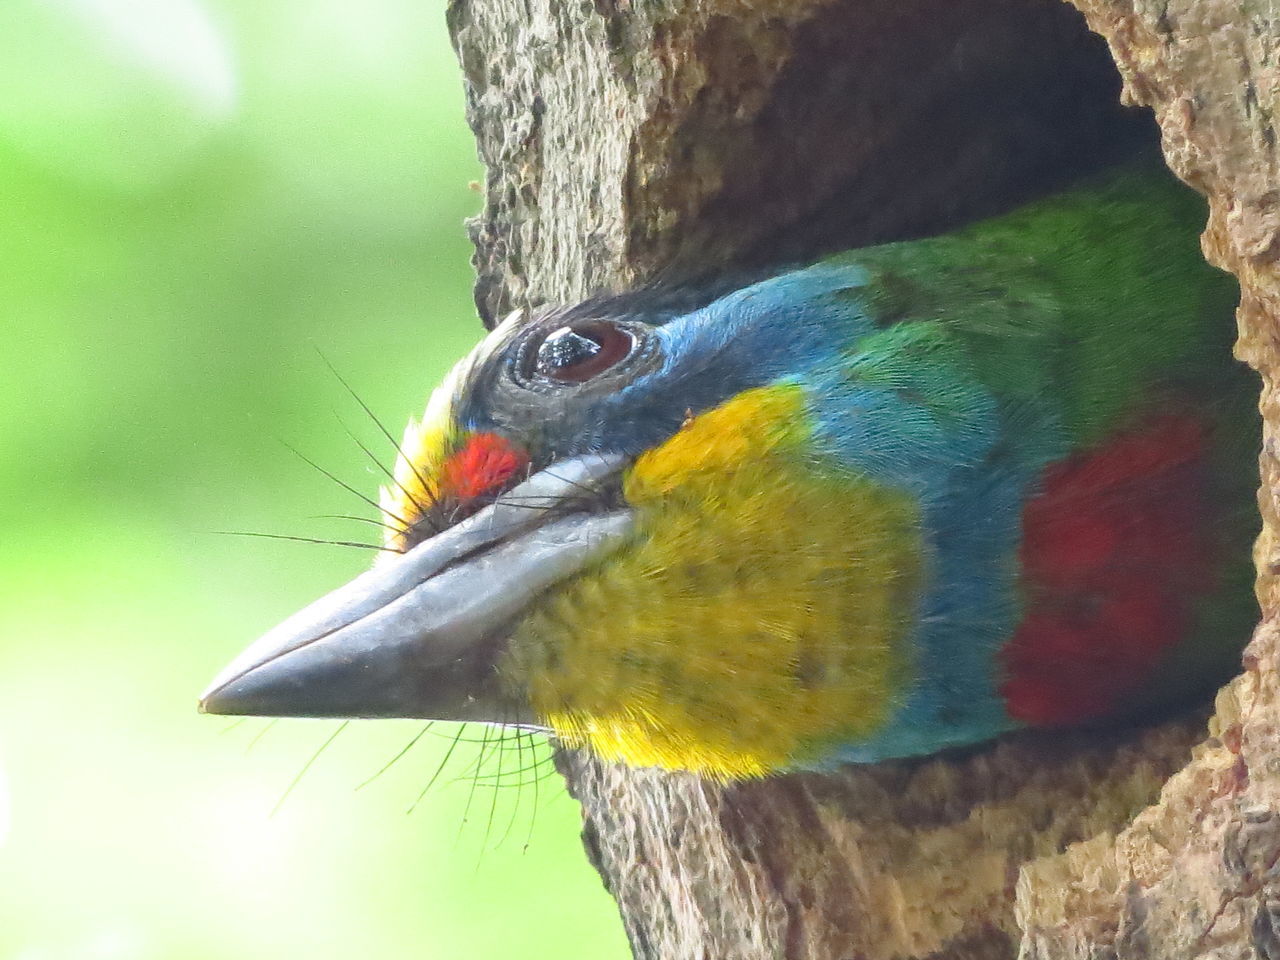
(528, 320), (636, 384)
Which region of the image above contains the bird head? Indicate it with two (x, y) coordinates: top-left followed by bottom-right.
(201, 267), (925, 780)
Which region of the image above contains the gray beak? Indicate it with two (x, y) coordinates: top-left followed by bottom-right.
(199, 454), (633, 724)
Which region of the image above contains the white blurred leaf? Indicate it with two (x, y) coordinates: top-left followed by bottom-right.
(0, 0), (237, 189)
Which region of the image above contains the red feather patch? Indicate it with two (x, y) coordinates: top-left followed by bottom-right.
(1001, 415), (1216, 726)
(439, 432), (529, 505)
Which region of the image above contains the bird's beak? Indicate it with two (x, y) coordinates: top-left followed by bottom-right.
(199, 454), (633, 724)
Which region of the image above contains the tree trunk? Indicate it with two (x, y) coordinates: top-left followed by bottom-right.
(445, 1), (1280, 957)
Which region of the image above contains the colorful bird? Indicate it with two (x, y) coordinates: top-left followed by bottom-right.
(201, 162), (1259, 781)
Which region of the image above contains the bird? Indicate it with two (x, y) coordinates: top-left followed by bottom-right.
(201, 160), (1260, 782)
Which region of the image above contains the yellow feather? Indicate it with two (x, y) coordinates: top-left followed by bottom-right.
(380, 379), (459, 552)
(506, 385), (922, 778)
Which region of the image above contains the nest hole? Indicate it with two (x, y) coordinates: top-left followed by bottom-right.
(628, 0), (1157, 289)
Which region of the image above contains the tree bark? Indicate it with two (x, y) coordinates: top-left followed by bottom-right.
(445, 1), (1280, 957)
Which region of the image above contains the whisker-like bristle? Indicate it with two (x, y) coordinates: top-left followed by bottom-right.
(356, 723), (433, 791)
(489, 497), (559, 511)
(468, 754), (555, 782)
(457, 725), (494, 845)
(316, 349), (444, 526)
(540, 466), (606, 498)
(336, 413), (431, 521)
(213, 530), (395, 552)
(497, 724), (528, 848)
(279, 438), (414, 532)
(526, 731), (543, 853)
(245, 719), (278, 754)
(407, 723), (468, 814)
(271, 721), (349, 818)
(483, 717), (507, 850)
(309, 513), (391, 529)
(470, 769), (562, 792)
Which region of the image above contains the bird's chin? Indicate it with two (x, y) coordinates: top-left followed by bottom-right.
(198, 454), (634, 725)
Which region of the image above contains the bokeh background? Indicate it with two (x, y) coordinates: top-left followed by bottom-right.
(0, 1), (630, 957)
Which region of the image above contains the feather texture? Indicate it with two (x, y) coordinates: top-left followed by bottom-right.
(381, 162), (1258, 778)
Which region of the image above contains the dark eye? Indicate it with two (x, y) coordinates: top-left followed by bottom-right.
(533, 321), (635, 383)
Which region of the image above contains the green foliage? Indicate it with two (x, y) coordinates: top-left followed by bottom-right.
(0, 2), (627, 957)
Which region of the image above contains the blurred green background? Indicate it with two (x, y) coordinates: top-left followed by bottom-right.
(0, 1), (630, 958)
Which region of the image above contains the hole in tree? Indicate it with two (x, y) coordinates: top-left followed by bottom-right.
(626, 0), (1157, 291)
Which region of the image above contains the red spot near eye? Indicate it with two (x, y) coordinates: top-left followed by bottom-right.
(1001, 415), (1216, 726)
(439, 433), (529, 504)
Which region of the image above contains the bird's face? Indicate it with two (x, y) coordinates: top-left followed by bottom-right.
(202, 274), (924, 779)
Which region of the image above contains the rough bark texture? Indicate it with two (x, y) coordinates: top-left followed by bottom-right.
(445, 1), (1280, 957)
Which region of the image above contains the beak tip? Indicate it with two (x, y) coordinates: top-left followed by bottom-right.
(198, 663), (278, 717)
(196, 668), (292, 719)
(197, 681), (231, 715)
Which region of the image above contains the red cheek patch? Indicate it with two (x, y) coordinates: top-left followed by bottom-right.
(438, 432), (530, 505)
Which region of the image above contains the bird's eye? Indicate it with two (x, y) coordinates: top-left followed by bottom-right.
(533, 321), (635, 383)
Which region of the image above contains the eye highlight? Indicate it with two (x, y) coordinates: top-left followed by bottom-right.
(532, 321), (635, 383)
